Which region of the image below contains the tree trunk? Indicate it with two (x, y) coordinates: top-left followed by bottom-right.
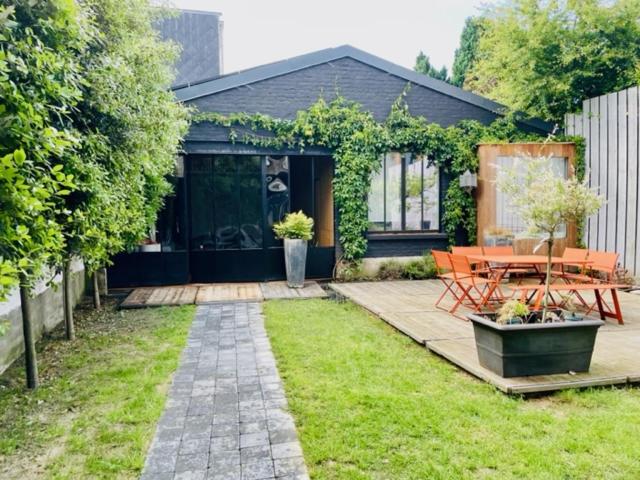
(63, 261), (75, 341)
(101, 267), (108, 296)
(92, 272), (101, 310)
(542, 236), (554, 322)
(19, 279), (38, 389)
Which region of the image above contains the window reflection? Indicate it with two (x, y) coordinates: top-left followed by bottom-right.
(368, 153), (439, 232)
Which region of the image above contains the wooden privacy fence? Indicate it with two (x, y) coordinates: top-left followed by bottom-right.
(565, 85), (640, 276)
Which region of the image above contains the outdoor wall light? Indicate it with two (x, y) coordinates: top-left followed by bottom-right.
(459, 169), (477, 192)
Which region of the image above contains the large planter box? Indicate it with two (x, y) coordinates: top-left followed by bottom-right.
(468, 313), (604, 378)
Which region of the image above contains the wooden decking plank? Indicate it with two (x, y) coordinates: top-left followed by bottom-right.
(330, 279), (640, 394)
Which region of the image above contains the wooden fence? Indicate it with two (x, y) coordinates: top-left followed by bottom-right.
(565, 85), (640, 276)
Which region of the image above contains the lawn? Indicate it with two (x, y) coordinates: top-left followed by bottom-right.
(264, 299), (640, 480)
(0, 299), (194, 479)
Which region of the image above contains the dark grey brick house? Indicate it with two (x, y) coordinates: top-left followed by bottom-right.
(108, 10), (551, 286)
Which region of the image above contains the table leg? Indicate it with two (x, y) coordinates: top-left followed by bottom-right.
(610, 289), (624, 325)
(594, 289), (605, 321)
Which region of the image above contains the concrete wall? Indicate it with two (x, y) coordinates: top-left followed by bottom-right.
(0, 259), (85, 374)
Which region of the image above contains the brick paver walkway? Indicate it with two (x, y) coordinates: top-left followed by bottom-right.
(141, 302), (309, 480)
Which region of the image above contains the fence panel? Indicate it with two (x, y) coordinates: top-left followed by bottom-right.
(566, 85), (640, 276)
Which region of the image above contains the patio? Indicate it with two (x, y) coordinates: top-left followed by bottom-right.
(329, 280), (640, 394)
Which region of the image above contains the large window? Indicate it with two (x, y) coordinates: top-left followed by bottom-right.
(368, 153), (439, 232)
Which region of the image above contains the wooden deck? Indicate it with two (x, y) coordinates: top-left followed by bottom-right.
(121, 281), (327, 308)
(329, 280), (640, 394)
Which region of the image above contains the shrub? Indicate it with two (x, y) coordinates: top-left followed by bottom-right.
(402, 254), (437, 280)
(335, 260), (372, 282)
(273, 211), (314, 240)
(378, 260), (404, 280)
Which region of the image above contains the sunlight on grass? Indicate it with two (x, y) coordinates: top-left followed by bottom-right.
(0, 301), (194, 479)
(264, 299), (640, 480)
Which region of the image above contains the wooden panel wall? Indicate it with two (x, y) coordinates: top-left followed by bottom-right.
(476, 143), (577, 256)
(314, 157), (334, 247)
(565, 86), (640, 275)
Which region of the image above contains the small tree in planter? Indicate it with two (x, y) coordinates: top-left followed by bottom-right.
(496, 156), (603, 320)
(273, 211), (314, 288)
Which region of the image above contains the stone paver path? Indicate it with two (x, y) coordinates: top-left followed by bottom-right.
(141, 302), (309, 480)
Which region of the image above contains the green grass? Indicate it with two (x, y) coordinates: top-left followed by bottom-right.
(0, 299), (194, 479)
(264, 299), (640, 480)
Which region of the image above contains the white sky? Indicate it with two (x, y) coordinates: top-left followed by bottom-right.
(168, 0), (489, 75)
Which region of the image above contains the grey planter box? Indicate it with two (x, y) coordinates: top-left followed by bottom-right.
(468, 313), (604, 378)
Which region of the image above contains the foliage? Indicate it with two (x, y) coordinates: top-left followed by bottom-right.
(467, 0), (640, 122)
(452, 17), (486, 88)
(497, 299), (530, 324)
(496, 155), (603, 317)
(62, 0), (189, 274)
(402, 254), (437, 280)
(414, 51), (449, 82)
(0, 2), (85, 296)
(265, 298), (640, 479)
(273, 210), (314, 240)
(377, 260), (404, 280)
(0, 300), (194, 476)
(334, 260), (372, 282)
(195, 93), (551, 260)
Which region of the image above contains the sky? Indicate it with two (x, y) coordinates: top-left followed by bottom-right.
(169, 0), (489, 75)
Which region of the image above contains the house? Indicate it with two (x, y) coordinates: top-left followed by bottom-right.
(108, 9), (552, 287)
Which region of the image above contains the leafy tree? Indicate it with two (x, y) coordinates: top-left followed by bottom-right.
(58, 0), (188, 335)
(0, 1), (87, 387)
(451, 17), (485, 88)
(466, 0), (640, 122)
(414, 51), (449, 82)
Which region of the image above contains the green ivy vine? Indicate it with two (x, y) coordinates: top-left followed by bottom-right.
(194, 92), (583, 261)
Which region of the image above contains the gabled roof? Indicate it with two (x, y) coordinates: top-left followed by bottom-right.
(173, 44), (552, 132)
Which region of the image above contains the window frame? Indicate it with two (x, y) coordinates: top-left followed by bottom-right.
(368, 152), (441, 234)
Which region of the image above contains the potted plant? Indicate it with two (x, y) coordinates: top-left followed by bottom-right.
(273, 211), (314, 288)
(470, 299), (604, 377)
(468, 156), (605, 377)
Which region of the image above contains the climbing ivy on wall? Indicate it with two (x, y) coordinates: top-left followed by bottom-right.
(194, 92), (583, 261)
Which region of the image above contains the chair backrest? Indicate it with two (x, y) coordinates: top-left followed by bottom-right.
(449, 253), (474, 280)
(587, 250), (619, 277)
(562, 247), (588, 262)
(451, 246), (483, 256)
(431, 250), (453, 273)
(482, 245), (514, 256)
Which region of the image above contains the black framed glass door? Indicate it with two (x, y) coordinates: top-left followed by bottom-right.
(189, 154), (267, 282)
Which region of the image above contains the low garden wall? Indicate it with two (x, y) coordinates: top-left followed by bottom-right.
(0, 260), (85, 374)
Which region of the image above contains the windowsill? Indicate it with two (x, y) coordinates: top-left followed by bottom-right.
(366, 232), (448, 241)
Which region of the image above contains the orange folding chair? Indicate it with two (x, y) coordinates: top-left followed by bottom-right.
(431, 250), (465, 312)
(551, 247), (590, 282)
(586, 250), (619, 282)
(451, 246), (485, 272)
(448, 253), (500, 318)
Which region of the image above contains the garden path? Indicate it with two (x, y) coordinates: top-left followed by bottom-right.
(141, 302), (309, 480)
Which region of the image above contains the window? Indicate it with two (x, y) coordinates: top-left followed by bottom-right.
(368, 153), (439, 232)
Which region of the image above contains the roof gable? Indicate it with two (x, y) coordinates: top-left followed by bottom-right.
(174, 45), (551, 132)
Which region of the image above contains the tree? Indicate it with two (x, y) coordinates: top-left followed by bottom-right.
(0, 1), (87, 387)
(58, 0), (189, 335)
(466, 0), (640, 123)
(414, 51), (449, 82)
(496, 156), (603, 320)
(451, 17), (485, 88)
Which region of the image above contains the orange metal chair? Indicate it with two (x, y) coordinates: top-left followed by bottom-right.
(551, 247), (590, 282)
(451, 246), (484, 256)
(432, 250), (465, 312)
(586, 250), (619, 282)
(448, 253), (500, 318)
